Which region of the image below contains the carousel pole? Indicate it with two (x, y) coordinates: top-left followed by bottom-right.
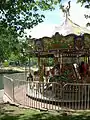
(38, 52), (40, 81)
(58, 50), (61, 75)
(60, 53), (63, 75)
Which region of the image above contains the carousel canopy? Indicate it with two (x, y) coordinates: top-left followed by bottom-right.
(30, 1), (90, 39)
(31, 2), (90, 56)
(53, 17), (90, 36)
(30, 17), (90, 39)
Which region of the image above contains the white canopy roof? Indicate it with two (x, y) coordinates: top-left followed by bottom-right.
(53, 17), (90, 36)
(30, 17), (90, 39)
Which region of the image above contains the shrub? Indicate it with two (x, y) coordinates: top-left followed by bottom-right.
(3, 61), (9, 67)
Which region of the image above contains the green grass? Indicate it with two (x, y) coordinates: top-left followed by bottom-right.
(0, 103), (90, 120)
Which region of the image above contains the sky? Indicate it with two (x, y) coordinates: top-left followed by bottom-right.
(25, 0), (90, 39)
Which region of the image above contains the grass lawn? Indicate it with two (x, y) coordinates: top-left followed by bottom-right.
(0, 103), (90, 120)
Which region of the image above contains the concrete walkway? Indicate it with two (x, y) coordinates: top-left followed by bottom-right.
(0, 66), (25, 73)
(0, 90), (4, 103)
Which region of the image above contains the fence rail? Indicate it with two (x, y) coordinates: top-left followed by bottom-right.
(4, 75), (90, 110)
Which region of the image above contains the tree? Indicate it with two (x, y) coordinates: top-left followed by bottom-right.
(0, 0), (61, 62)
(0, 21), (20, 62)
(77, 0), (90, 26)
(0, 0), (61, 37)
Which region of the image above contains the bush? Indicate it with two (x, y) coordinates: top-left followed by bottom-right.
(3, 61), (9, 67)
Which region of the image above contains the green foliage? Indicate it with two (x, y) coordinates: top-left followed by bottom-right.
(3, 61), (9, 67)
(77, 0), (89, 5)
(9, 53), (19, 62)
(77, 0), (90, 26)
(49, 70), (71, 82)
(1, 104), (90, 120)
(0, 22), (20, 62)
(0, 0), (61, 36)
(45, 58), (54, 66)
(48, 58), (54, 66)
(84, 34), (90, 48)
(0, 0), (61, 63)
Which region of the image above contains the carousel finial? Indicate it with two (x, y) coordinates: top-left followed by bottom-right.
(60, 1), (71, 19)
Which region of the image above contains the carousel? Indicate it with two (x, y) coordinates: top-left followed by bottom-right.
(27, 2), (90, 106)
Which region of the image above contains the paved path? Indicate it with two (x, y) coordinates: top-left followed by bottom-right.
(0, 89), (4, 103)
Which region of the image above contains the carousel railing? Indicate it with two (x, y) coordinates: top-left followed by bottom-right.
(63, 83), (90, 109)
(3, 75), (90, 110)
